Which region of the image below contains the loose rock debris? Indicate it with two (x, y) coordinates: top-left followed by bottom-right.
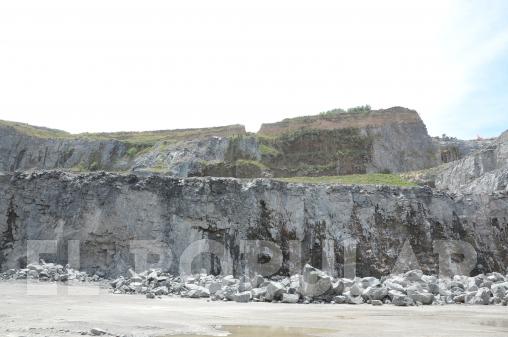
(2, 262), (507, 306)
(109, 265), (508, 306)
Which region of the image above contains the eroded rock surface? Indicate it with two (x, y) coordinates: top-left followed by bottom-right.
(0, 171), (506, 277)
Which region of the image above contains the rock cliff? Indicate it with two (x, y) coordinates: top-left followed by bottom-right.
(0, 106), (442, 178)
(405, 130), (508, 194)
(1, 109), (506, 279)
(0, 171), (506, 277)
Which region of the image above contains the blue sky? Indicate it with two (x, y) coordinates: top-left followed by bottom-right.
(0, 1), (507, 139)
(446, 56), (508, 139)
(426, 0), (508, 139)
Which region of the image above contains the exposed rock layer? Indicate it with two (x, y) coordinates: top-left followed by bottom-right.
(0, 171), (506, 277)
(0, 107), (442, 177)
(405, 131), (508, 194)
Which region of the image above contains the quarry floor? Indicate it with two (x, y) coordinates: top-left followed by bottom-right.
(0, 281), (507, 337)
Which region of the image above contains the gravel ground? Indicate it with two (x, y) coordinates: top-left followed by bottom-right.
(0, 281), (507, 337)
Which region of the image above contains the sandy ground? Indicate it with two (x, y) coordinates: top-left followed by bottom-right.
(0, 281), (507, 337)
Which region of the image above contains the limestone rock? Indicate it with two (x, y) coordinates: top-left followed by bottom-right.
(266, 282), (285, 301)
(470, 288), (492, 305)
(281, 293), (300, 304)
(233, 291), (251, 303)
(406, 285), (434, 305)
(299, 265), (332, 298)
(363, 286), (388, 301)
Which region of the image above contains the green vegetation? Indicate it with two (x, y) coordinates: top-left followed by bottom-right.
(276, 173), (416, 186)
(89, 161), (100, 171)
(234, 159), (268, 178)
(0, 119), (245, 146)
(77, 125), (245, 146)
(126, 145), (149, 158)
(277, 105), (374, 123)
(318, 105), (371, 118)
(69, 163), (88, 173)
(259, 144), (280, 157)
(347, 105), (371, 114)
(235, 159), (268, 170)
(319, 108), (347, 117)
(126, 147), (138, 158)
(0, 120), (72, 139)
(141, 165), (169, 174)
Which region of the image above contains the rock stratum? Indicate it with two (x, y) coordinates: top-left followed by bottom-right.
(0, 107), (447, 177)
(0, 106), (507, 279)
(0, 171), (506, 277)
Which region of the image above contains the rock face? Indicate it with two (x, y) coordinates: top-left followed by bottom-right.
(0, 122), (130, 172)
(406, 130), (508, 194)
(0, 107), (442, 178)
(258, 107), (440, 175)
(0, 171), (506, 277)
(434, 132), (508, 194)
(432, 136), (494, 164)
(0, 121), (248, 175)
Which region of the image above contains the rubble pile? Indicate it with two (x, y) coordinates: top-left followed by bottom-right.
(0, 261), (104, 283)
(2, 262), (507, 306)
(110, 265), (508, 306)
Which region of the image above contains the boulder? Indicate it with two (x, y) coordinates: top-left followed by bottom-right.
(491, 282), (508, 298)
(282, 293), (300, 304)
(389, 290), (413, 306)
(346, 294), (364, 305)
(233, 291), (251, 303)
(453, 294), (466, 303)
(153, 286), (169, 296)
(404, 270), (423, 282)
(252, 275), (265, 288)
(239, 282), (252, 292)
(207, 282), (222, 295)
(487, 272), (505, 283)
(186, 285), (210, 298)
(363, 286), (388, 301)
(333, 295), (347, 304)
(350, 284), (362, 297)
(384, 280), (406, 293)
(470, 288), (491, 305)
(90, 328), (107, 336)
(222, 286), (238, 301)
(361, 277), (380, 288)
(392, 294), (413, 306)
(266, 282), (285, 301)
(332, 280), (344, 295)
(289, 274), (301, 293)
(299, 264), (332, 298)
(222, 275), (237, 286)
(407, 285), (434, 305)
(251, 287), (267, 299)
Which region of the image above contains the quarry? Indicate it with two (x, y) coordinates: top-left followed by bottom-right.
(0, 107), (507, 336)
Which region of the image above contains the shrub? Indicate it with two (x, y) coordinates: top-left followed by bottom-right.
(319, 108), (346, 117)
(126, 146), (139, 158)
(347, 105), (371, 114)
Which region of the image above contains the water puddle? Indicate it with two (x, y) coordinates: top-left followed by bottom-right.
(164, 325), (334, 337)
(478, 320), (508, 328)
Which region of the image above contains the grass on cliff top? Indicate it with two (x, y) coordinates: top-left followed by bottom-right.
(0, 119), (245, 145)
(276, 173), (416, 186)
(0, 120), (73, 139)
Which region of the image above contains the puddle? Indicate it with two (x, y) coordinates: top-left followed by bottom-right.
(164, 325), (333, 337)
(479, 320), (508, 328)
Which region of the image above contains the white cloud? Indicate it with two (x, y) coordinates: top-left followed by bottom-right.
(0, 0), (505, 137)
